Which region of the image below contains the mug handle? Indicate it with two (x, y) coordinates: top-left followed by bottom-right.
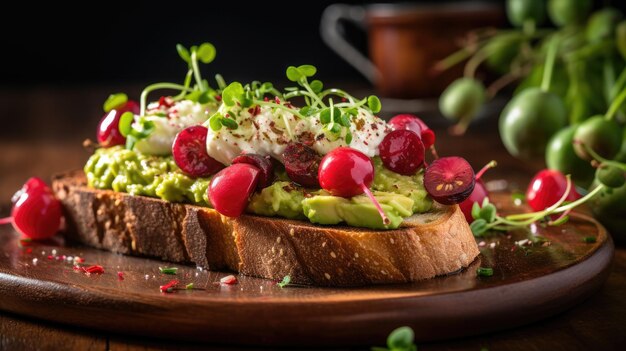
(320, 4), (379, 84)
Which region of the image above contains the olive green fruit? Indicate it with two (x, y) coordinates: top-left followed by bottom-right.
(548, 0), (592, 27)
(499, 88), (567, 160)
(586, 8), (623, 43)
(439, 78), (485, 122)
(506, 0), (546, 27)
(596, 164), (626, 188)
(617, 21), (626, 60)
(484, 33), (524, 74)
(546, 125), (595, 187)
(590, 181), (626, 242)
(572, 116), (623, 161)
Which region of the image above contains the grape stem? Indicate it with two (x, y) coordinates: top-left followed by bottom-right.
(476, 160), (497, 180)
(360, 184), (391, 226)
(541, 37), (559, 92)
(0, 217), (12, 225)
(605, 87), (626, 121)
(576, 140), (626, 171)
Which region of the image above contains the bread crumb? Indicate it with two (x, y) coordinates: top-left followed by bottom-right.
(390, 238), (395, 244)
(271, 247), (276, 254)
(330, 252), (337, 258)
(381, 270), (387, 275)
(322, 242), (327, 248)
(276, 237), (281, 244)
(324, 273), (331, 280)
(279, 248), (284, 256)
(354, 252), (359, 258)
(289, 228), (295, 236)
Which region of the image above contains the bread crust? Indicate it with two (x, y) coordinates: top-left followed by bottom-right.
(52, 171), (480, 286)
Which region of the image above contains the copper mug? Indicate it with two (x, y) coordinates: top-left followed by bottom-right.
(321, 2), (504, 98)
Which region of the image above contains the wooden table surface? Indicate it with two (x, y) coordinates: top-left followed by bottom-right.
(0, 89), (625, 350)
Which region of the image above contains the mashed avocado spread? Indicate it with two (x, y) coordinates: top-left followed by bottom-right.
(85, 146), (432, 229)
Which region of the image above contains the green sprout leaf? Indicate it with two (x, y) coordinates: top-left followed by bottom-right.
(185, 283), (194, 290)
(103, 93), (128, 113)
(297, 64), (317, 77)
(198, 91), (212, 104)
(471, 202), (481, 220)
(286, 66), (302, 82)
(222, 82), (245, 107)
(328, 122), (342, 134)
(277, 275), (291, 288)
(196, 42), (216, 64)
(476, 267), (494, 277)
(310, 79), (323, 93)
(208, 113), (223, 131)
(221, 117), (238, 130)
(479, 203), (497, 223)
(118, 112), (135, 137)
(159, 267), (178, 275)
(368, 95), (382, 113)
(176, 44), (191, 64)
(470, 219), (488, 237)
(387, 326), (415, 351)
(345, 132), (353, 145)
(339, 113), (351, 127)
(300, 106), (318, 117)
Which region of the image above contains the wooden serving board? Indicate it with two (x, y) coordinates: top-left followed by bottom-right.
(0, 194), (614, 347)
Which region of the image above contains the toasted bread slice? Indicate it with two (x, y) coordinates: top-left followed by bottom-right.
(52, 171), (479, 286)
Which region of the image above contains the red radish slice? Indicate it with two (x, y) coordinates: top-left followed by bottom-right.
(232, 153), (274, 189)
(209, 163), (260, 217)
(172, 125), (224, 178)
(424, 157), (476, 205)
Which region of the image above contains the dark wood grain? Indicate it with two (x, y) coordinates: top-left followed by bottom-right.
(0, 193), (613, 347)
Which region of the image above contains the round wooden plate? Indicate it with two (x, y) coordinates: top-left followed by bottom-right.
(0, 194), (614, 347)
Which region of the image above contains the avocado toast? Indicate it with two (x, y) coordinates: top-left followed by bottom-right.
(52, 43), (479, 286)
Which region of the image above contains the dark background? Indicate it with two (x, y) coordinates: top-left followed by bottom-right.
(2, 0), (625, 88)
(0, 0), (624, 143)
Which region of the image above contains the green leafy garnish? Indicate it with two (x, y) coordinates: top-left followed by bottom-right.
(372, 326), (417, 351)
(470, 176), (607, 236)
(208, 113), (223, 131)
(103, 93), (128, 113)
(118, 112), (135, 137)
(159, 267), (178, 275)
(277, 275), (291, 288)
(185, 283), (194, 290)
(367, 95), (382, 113)
(476, 267), (494, 277)
(196, 43), (216, 64)
(583, 236), (597, 243)
(125, 118), (155, 150)
(221, 117), (238, 130)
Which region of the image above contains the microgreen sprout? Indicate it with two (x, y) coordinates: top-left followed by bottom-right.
(103, 93), (128, 112)
(476, 267), (494, 277)
(159, 267), (178, 275)
(371, 326), (417, 351)
(470, 175), (606, 237)
(281, 64), (383, 144)
(277, 275), (291, 288)
(139, 42), (218, 116)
